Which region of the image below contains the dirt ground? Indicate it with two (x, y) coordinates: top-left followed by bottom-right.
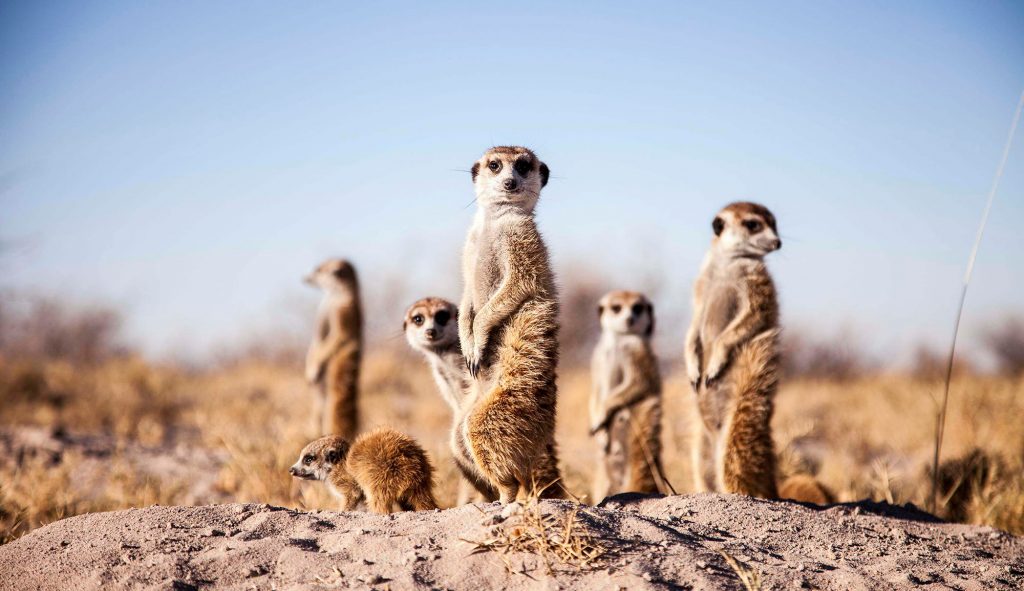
(1, 494), (1020, 591)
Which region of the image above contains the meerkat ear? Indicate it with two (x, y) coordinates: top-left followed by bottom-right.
(712, 217), (725, 236)
(471, 162), (480, 182)
(597, 305), (604, 319)
(539, 162), (550, 187)
(646, 303), (655, 337)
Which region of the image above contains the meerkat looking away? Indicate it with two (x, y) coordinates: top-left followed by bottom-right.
(685, 202), (782, 499)
(304, 258), (362, 439)
(457, 146), (565, 503)
(289, 427), (438, 514)
(589, 291), (666, 501)
(403, 297), (498, 504)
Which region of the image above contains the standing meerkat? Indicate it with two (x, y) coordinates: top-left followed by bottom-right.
(289, 427), (438, 514)
(403, 297), (498, 504)
(304, 258), (362, 439)
(457, 145), (565, 503)
(589, 291), (665, 501)
(685, 202), (782, 499)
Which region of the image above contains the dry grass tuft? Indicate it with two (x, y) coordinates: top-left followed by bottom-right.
(719, 550), (763, 591)
(465, 501), (606, 574)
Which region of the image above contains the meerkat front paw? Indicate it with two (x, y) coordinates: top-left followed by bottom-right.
(465, 336), (487, 379)
(703, 347), (730, 389)
(686, 364), (702, 392)
(305, 361), (322, 385)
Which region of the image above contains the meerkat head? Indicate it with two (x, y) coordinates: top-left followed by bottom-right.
(470, 146), (550, 213)
(304, 258), (359, 293)
(289, 435), (350, 482)
(597, 291), (655, 338)
(403, 297), (459, 352)
(711, 202), (781, 257)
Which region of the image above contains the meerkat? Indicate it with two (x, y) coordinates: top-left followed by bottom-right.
(778, 474), (834, 505)
(289, 427), (438, 513)
(588, 290), (666, 501)
(685, 202), (782, 499)
(304, 258), (362, 439)
(403, 297), (498, 504)
(457, 145), (565, 503)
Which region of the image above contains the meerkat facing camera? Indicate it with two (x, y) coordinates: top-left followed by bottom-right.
(685, 202), (782, 499)
(289, 427), (438, 513)
(304, 258), (362, 439)
(589, 291), (665, 501)
(457, 146), (566, 502)
(404, 297), (498, 504)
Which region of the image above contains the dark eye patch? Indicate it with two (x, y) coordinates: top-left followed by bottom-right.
(611, 304), (622, 314)
(303, 454), (315, 465)
(631, 303), (644, 316)
(412, 314), (424, 326)
(488, 160), (501, 173)
(514, 159), (531, 175)
(743, 220), (763, 233)
(434, 310), (451, 326)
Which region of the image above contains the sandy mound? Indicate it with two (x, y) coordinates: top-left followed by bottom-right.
(1, 494), (1021, 590)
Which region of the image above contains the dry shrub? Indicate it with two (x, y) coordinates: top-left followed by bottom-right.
(984, 316), (1024, 376)
(0, 294), (127, 364)
(781, 330), (870, 381)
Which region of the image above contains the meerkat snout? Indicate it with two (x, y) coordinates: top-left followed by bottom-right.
(712, 202), (781, 256)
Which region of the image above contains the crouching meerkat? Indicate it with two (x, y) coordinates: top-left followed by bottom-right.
(403, 297), (498, 504)
(457, 146), (566, 503)
(289, 427), (438, 513)
(304, 258), (362, 439)
(589, 291), (666, 501)
(685, 202), (782, 499)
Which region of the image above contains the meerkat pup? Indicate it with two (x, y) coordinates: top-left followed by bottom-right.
(589, 291), (665, 501)
(304, 258), (362, 439)
(289, 427), (438, 513)
(685, 202), (782, 499)
(403, 297), (498, 504)
(457, 145), (565, 503)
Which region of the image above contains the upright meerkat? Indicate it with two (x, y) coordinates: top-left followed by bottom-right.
(457, 145), (565, 503)
(589, 291), (665, 501)
(289, 427), (438, 514)
(685, 202), (782, 499)
(304, 258), (362, 439)
(403, 297), (498, 504)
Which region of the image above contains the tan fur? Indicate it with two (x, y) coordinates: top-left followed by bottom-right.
(589, 291), (664, 500)
(686, 202), (783, 499)
(778, 474), (835, 505)
(403, 297), (497, 504)
(290, 428), (437, 514)
(457, 146), (565, 503)
(304, 258), (362, 438)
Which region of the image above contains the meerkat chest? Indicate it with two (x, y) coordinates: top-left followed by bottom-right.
(472, 225), (508, 300)
(700, 279), (740, 345)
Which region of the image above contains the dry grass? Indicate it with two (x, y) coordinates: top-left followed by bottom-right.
(464, 500), (606, 574)
(2, 349), (1024, 544)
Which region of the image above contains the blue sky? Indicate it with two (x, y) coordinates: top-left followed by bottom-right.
(1, 1), (1022, 364)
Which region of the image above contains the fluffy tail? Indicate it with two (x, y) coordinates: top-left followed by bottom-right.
(406, 483), (439, 511)
(720, 329), (780, 499)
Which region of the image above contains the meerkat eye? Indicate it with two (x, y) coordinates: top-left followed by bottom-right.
(412, 314), (424, 326)
(611, 304), (622, 314)
(743, 220), (763, 233)
(434, 310), (451, 326)
(631, 303), (644, 316)
(303, 454), (315, 465)
(488, 160), (501, 173)
(514, 159), (531, 175)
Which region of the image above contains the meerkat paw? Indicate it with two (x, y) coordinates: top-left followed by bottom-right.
(703, 347), (730, 389)
(465, 336), (488, 379)
(686, 365), (702, 392)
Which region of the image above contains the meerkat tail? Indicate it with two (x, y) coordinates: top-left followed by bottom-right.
(626, 397), (664, 494)
(720, 330), (780, 499)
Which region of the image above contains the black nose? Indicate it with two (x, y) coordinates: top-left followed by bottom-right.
(289, 467), (298, 476)
(425, 328), (437, 339)
(503, 178), (518, 191)
(774, 238), (782, 249)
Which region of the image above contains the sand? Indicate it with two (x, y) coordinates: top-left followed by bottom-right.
(2, 493), (1021, 590)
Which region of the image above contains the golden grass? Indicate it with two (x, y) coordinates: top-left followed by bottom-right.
(2, 352), (1023, 543)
